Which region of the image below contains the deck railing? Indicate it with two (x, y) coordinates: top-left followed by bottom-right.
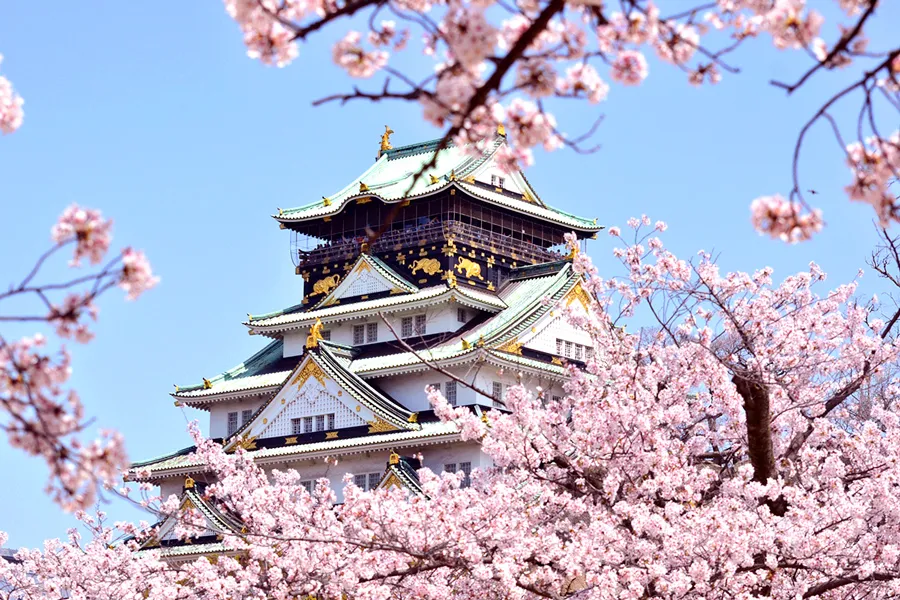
(297, 220), (563, 267)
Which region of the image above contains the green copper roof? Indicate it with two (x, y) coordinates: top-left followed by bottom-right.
(275, 135), (599, 232)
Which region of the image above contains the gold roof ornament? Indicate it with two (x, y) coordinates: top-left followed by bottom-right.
(497, 123), (506, 136)
(476, 335), (485, 348)
(277, 207), (283, 216)
(380, 125), (394, 152)
(429, 174), (440, 185)
(359, 182), (369, 192)
(407, 412), (418, 423)
(389, 451), (400, 465)
(566, 243), (580, 261)
(462, 339), (471, 350)
(449, 169), (458, 181)
(306, 318), (325, 349)
(464, 175), (476, 184)
(322, 196), (332, 206)
(202, 378), (212, 390)
(184, 476), (195, 489)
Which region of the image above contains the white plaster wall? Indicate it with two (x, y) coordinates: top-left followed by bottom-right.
(209, 396), (268, 438)
(371, 365), (484, 412)
(522, 309), (593, 356)
(158, 478), (183, 501)
(258, 386), (365, 438)
(282, 300), (471, 358)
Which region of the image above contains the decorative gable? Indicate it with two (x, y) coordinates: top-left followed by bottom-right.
(513, 280), (594, 356)
(226, 347), (416, 449)
(313, 254), (417, 309)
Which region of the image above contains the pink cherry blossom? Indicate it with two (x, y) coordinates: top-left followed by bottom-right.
(610, 50), (649, 86)
(48, 293), (98, 343)
(750, 193), (824, 242)
(119, 247), (159, 301)
(0, 54), (24, 135)
(556, 63), (609, 103)
(51, 204), (113, 266)
(333, 31), (388, 78)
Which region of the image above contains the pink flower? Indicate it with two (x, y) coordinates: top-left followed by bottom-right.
(610, 50), (648, 86)
(119, 248), (159, 300)
(608, 226), (621, 236)
(332, 32), (388, 78)
(556, 64), (609, 103)
(750, 194), (824, 242)
(48, 293), (98, 343)
(441, 3), (497, 69)
(51, 204), (113, 266)
(0, 55), (24, 135)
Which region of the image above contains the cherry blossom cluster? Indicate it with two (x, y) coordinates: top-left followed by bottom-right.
(9, 220), (900, 598)
(0, 53), (24, 135)
(750, 193), (824, 242)
(1, 205), (158, 511)
(844, 131), (900, 226)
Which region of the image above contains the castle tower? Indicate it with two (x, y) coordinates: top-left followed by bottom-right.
(129, 130), (601, 559)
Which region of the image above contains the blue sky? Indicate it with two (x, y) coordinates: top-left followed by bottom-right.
(1, 2), (897, 546)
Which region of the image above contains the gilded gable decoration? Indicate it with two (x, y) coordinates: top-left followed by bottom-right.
(454, 257), (484, 281)
(565, 282), (593, 310)
(409, 258), (441, 275)
(306, 319), (325, 349)
(292, 359), (327, 388)
(311, 274), (340, 296)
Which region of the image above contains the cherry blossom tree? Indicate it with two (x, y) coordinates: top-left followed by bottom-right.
(7, 221), (900, 599)
(222, 0), (899, 242)
(0, 54), (24, 135)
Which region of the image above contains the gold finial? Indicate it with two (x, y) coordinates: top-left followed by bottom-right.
(449, 169), (458, 181)
(389, 451), (400, 465)
(202, 378), (212, 390)
(476, 335), (485, 348)
(462, 339), (471, 350)
(429, 174), (440, 185)
(566, 244), (580, 261)
(247, 313), (253, 321)
(174, 384), (179, 392)
(277, 207), (283, 216)
(481, 412), (489, 424)
(359, 182), (369, 192)
(306, 318), (325, 349)
(408, 412), (418, 423)
(464, 175), (475, 184)
(380, 125), (394, 152)
(497, 123), (506, 136)
(184, 476), (195, 489)
(322, 196), (332, 207)
(361, 242), (370, 254)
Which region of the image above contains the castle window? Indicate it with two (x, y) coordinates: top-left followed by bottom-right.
(445, 380), (457, 406)
(353, 324), (365, 345)
(303, 416), (313, 433)
(241, 409), (253, 425)
(444, 463), (456, 475)
(492, 381), (504, 408)
(291, 418), (303, 435)
(354, 473), (382, 491)
(430, 382), (441, 394)
(227, 411), (238, 436)
(457, 308), (468, 323)
(491, 175), (505, 188)
(460, 462), (472, 488)
(300, 480), (313, 494)
(556, 338), (563, 355)
(564, 341), (573, 358)
(414, 314), (427, 335)
(354, 474), (367, 489)
(552, 395), (562, 403)
(368, 472), (381, 490)
(366, 322), (378, 343)
(574, 344), (584, 361)
(327, 413), (335, 430)
(321, 329), (331, 341)
(315, 415), (325, 432)
(401, 316), (413, 338)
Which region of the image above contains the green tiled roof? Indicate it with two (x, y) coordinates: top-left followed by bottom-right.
(276, 135), (599, 231)
(173, 339), (295, 400)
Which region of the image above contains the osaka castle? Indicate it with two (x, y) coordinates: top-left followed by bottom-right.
(129, 127), (601, 560)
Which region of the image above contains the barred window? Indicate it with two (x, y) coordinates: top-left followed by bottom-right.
(353, 324), (365, 345)
(585, 347), (594, 360)
(457, 308), (468, 323)
(291, 418), (303, 435)
(445, 380), (457, 406)
(492, 381), (505, 408)
(552, 395), (562, 403)
(303, 416), (313, 433)
(354, 474), (367, 489)
(401, 316), (413, 337)
(227, 411), (238, 436)
(366, 322), (378, 343)
(315, 415), (325, 432)
(321, 329), (331, 341)
(575, 344), (584, 361)
(556, 338), (563, 355)
(459, 462), (472, 488)
(327, 413), (335, 430)
(444, 463), (456, 474)
(368, 472), (381, 491)
(241, 409), (253, 425)
(300, 480), (313, 494)
(491, 175), (505, 188)
(414, 314), (427, 335)
(430, 382), (441, 393)
(565, 341), (574, 358)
